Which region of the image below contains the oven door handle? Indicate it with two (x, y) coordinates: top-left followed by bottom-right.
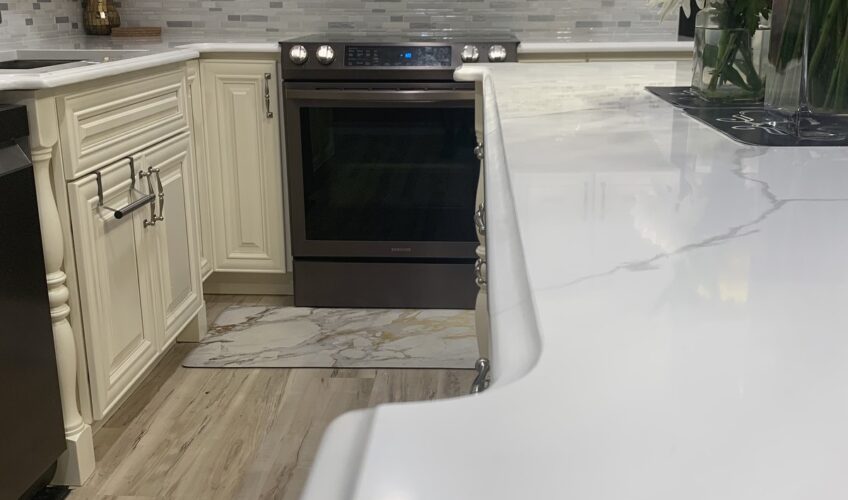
(285, 89), (474, 102)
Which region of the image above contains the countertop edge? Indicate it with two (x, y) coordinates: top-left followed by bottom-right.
(175, 42), (281, 53)
(0, 48), (200, 91)
(518, 40), (694, 54)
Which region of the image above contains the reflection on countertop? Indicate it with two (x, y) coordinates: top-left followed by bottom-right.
(322, 60), (848, 500)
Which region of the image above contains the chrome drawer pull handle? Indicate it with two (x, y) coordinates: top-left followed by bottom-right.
(470, 357), (490, 394)
(474, 202), (486, 235)
(140, 169), (158, 227)
(474, 257), (487, 288)
(150, 167), (165, 224)
(264, 73), (274, 118)
(474, 142), (484, 160)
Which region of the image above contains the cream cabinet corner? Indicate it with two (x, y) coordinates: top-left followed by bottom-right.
(200, 59), (287, 274)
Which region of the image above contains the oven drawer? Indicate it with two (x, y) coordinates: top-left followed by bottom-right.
(58, 66), (190, 180)
(294, 259), (477, 309)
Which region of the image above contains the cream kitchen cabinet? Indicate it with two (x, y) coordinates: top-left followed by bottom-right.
(200, 59), (286, 274)
(186, 61), (215, 280)
(67, 132), (202, 420)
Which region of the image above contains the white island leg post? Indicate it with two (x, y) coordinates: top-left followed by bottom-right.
(26, 98), (96, 486)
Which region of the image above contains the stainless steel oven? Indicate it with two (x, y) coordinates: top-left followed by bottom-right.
(281, 35), (518, 308)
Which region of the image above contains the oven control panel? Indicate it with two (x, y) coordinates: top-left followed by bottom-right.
(345, 45), (452, 67)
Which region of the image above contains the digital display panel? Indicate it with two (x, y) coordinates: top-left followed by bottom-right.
(345, 46), (452, 67)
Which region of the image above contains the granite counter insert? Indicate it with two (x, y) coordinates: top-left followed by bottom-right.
(648, 85), (848, 147)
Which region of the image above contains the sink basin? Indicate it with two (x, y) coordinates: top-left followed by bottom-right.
(0, 59), (82, 70)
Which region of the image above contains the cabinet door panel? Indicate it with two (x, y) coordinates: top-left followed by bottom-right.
(68, 160), (158, 419)
(58, 68), (189, 180)
(141, 133), (203, 348)
(186, 61), (214, 279)
(201, 60), (286, 273)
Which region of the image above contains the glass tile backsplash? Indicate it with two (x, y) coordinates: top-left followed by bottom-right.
(0, 0), (82, 42)
(1, 0), (677, 43)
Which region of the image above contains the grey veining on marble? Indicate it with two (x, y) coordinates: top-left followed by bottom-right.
(183, 305), (478, 369)
(317, 61), (848, 500)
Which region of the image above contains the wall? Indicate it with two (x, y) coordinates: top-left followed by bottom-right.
(0, 0), (82, 42)
(118, 0), (678, 41)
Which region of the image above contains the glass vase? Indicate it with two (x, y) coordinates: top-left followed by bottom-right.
(691, 3), (770, 102)
(765, 0), (848, 125)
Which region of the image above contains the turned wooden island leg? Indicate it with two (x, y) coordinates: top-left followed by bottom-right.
(26, 99), (95, 486)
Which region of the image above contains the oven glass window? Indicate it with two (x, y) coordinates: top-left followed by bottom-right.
(299, 106), (478, 242)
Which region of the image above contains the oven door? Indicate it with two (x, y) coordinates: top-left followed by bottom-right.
(284, 82), (479, 259)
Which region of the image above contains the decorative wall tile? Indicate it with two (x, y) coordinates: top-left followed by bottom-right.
(0, 0), (679, 43)
(0, 0), (81, 42)
(118, 0), (678, 41)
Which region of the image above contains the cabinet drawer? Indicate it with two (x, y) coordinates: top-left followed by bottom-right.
(58, 67), (190, 180)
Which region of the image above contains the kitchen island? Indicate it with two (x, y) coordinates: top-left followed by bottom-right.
(301, 61), (848, 499)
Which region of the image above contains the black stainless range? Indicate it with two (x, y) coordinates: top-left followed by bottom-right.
(280, 34), (518, 309)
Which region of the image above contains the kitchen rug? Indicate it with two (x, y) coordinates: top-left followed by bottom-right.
(182, 305), (478, 369)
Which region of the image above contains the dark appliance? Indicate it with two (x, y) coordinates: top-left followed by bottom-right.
(281, 33), (518, 308)
(0, 105), (67, 499)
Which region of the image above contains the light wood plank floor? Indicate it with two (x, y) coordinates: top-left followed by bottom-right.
(69, 295), (476, 500)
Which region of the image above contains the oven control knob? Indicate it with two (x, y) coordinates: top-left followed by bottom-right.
(460, 45), (480, 63)
(316, 45), (335, 65)
(488, 45), (508, 62)
(289, 45), (308, 65)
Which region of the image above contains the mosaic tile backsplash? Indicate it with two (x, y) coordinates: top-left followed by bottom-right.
(1, 0), (678, 43)
(0, 0), (82, 42)
(119, 0), (677, 40)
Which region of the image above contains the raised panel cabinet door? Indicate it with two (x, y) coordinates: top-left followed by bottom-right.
(67, 159), (159, 419)
(186, 61), (215, 280)
(138, 133), (204, 349)
(201, 60), (286, 273)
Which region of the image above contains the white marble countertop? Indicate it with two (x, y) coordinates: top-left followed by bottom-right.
(519, 40), (694, 55)
(518, 32), (694, 55)
(0, 33), (289, 91)
(301, 61), (848, 500)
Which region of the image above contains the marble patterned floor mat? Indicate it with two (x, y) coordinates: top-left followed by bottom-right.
(182, 305), (479, 369)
